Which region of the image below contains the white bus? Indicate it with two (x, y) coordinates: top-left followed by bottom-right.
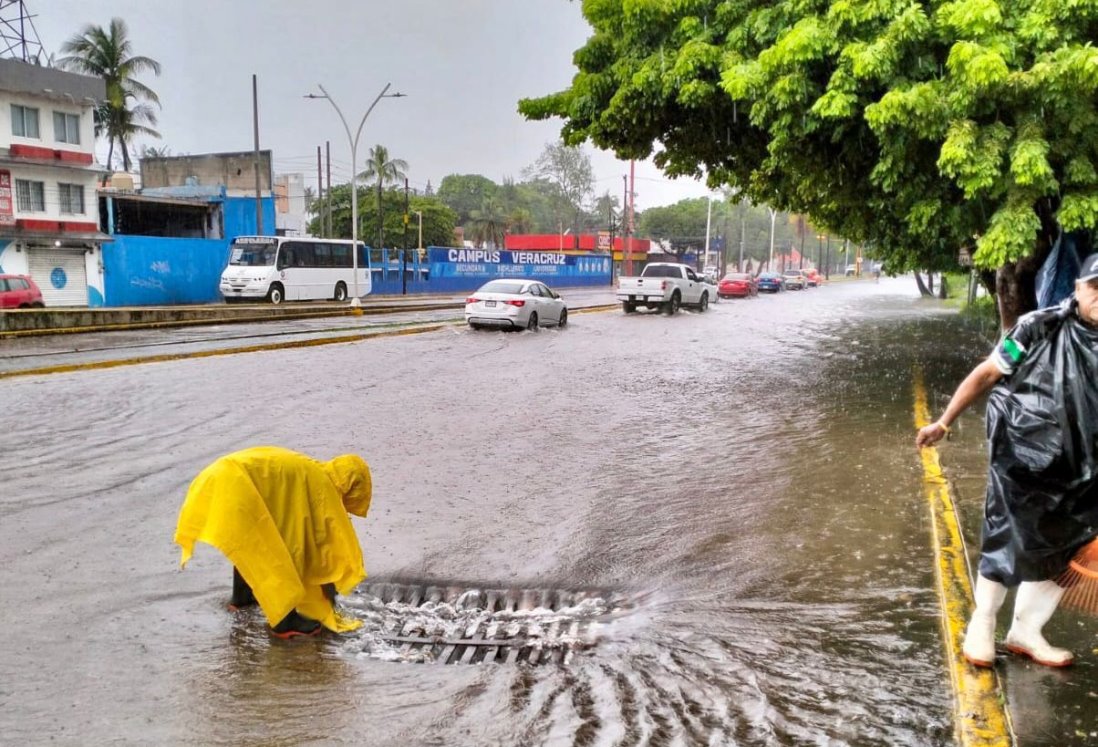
(219, 236), (371, 304)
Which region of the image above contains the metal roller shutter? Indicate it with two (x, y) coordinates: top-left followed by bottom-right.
(27, 247), (88, 306)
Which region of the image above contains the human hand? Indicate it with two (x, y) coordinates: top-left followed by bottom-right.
(916, 421), (950, 448)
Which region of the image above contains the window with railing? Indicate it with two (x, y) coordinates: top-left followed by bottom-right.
(15, 179), (45, 212)
(59, 183), (85, 214)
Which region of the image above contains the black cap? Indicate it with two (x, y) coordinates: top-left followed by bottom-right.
(1080, 253), (1098, 283)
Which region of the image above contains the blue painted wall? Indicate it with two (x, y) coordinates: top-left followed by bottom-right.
(222, 196), (276, 238)
(103, 235), (229, 306)
(414, 247), (613, 294)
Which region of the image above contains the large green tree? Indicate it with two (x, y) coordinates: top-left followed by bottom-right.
(522, 140), (595, 247)
(358, 144), (408, 249)
(58, 17), (161, 173)
(520, 0), (1098, 328)
(437, 174), (499, 225)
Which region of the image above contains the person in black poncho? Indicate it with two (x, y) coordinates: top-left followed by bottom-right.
(917, 253), (1098, 668)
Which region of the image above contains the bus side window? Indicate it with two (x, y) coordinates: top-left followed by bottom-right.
(278, 248), (293, 270)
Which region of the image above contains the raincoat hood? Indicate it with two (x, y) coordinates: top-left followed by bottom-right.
(174, 447), (370, 632)
(323, 454), (372, 517)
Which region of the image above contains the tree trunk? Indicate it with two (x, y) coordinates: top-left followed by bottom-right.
(927, 273), (935, 294)
(938, 274), (948, 299)
(914, 271), (931, 297)
(996, 199), (1060, 330)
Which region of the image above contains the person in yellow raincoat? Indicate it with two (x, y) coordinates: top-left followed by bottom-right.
(174, 446), (372, 638)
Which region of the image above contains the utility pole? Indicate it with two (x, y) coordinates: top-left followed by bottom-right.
(316, 145), (323, 237)
(627, 161), (636, 276)
(825, 235), (831, 279)
(325, 141), (332, 238)
(703, 194), (713, 274)
(622, 174), (629, 276)
(767, 207), (777, 271)
(738, 199), (746, 272)
(252, 74), (263, 234)
(798, 215), (806, 269)
(402, 177), (409, 295)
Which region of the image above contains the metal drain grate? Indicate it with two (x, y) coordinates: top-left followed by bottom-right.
(357, 581), (626, 665)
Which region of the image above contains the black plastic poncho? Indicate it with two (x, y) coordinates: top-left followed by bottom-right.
(979, 299), (1098, 585)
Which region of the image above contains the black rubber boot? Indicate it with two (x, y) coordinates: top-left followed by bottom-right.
(271, 609), (322, 639)
(229, 568), (257, 610)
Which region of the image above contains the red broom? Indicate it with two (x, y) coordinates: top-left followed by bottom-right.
(1057, 538), (1098, 613)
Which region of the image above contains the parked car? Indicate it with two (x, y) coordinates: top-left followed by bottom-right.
(782, 270), (807, 290)
(617, 262), (711, 314)
(717, 273), (758, 298)
(845, 264), (859, 276)
(465, 279), (567, 331)
(756, 272), (785, 293)
(0, 274), (45, 308)
(804, 268), (822, 287)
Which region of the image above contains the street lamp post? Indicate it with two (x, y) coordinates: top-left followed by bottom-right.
(413, 210), (423, 252)
(306, 83), (404, 306)
(767, 207), (777, 271)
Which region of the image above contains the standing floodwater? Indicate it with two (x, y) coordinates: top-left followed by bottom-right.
(0, 278), (1051, 745)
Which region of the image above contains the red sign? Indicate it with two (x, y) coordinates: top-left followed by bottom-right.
(0, 170), (13, 226)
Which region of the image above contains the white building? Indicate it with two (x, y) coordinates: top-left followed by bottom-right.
(0, 58), (108, 306)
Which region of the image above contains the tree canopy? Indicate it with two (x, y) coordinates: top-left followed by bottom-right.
(58, 17), (161, 173)
(520, 0), (1098, 325)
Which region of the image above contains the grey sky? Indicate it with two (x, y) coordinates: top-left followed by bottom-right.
(29, 0), (712, 211)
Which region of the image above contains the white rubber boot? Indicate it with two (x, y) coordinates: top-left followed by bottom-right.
(1004, 580), (1074, 667)
(962, 575), (1008, 667)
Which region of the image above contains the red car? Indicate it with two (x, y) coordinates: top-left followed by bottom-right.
(718, 273), (758, 298)
(804, 268), (823, 287)
(0, 274), (44, 308)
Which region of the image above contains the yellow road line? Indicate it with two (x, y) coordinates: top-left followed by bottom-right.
(913, 369), (1012, 747)
(0, 323), (454, 379)
(0, 304), (621, 379)
(0, 303), (463, 338)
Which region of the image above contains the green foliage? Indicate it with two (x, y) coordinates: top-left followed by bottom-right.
(57, 17), (161, 172)
(520, 0), (1098, 323)
(308, 186), (457, 249)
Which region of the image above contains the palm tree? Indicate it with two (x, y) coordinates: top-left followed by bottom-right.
(57, 18), (161, 173)
(468, 198), (509, 249)
(358, 144), (408, 249)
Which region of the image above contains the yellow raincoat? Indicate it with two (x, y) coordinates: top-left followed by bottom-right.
(174, 446), (371, 633)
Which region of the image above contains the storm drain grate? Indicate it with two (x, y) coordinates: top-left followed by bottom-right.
(353, 581), (629, 665)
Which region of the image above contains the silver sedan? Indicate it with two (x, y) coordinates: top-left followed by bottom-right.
(465, 279), (568, 331)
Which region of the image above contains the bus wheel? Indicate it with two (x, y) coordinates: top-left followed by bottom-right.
(334, 282), (347, 302)
(267, 283), (284, 305)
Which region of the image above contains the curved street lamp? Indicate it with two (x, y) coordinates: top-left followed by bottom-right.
(306, 83), (406, 306)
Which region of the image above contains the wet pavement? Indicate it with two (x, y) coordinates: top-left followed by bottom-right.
(1, 277), (1095, 745)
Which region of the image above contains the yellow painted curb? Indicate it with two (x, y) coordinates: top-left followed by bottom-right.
(913, 369), (1012, 747)
(0, 323), (455, 379)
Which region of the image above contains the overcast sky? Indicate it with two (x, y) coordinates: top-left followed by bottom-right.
(28, 0), (714, 210)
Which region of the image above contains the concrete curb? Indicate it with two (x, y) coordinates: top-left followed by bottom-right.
(913, 369), (1013, 747)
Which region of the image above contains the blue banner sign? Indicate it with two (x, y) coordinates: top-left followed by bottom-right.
(428, 248), (612, 283)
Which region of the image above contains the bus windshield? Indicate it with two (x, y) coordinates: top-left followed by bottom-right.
(229, 240), (278, 266)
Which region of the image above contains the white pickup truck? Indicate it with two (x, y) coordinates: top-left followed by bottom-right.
(617, 262), (711, 314)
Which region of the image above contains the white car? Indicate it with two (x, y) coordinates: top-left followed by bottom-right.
(465, 279), (568, 331)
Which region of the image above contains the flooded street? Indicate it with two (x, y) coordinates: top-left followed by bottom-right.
(2, 278), (1092, 745)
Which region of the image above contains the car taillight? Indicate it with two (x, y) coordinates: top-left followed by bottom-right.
(465, 297), (479, 304)
(506, 299), (525, 307)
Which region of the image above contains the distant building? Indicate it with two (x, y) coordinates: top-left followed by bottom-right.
(140, 150), (273, 198)
(0, 58), (109, 306)
(273, 173), (307, 236)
